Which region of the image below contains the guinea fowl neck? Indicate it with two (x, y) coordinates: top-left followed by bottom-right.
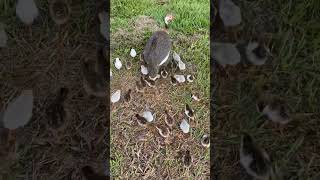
(164, 19), (169, 33)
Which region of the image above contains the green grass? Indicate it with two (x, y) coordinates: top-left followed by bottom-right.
(111, 0), (210, 96)
(111, 0), (209, 34)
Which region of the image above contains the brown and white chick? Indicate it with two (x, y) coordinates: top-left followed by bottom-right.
(240, 133), (274, 180)
(46, 88), (70, 130)
(257, 95), (291, 134)
(164, 109), (174, 127)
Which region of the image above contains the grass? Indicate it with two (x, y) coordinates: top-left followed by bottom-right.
(111, 0), (209, 34)
(214, 0), (320, 179)
(110, 0), (210, 179)
(111, 0), (210, 95)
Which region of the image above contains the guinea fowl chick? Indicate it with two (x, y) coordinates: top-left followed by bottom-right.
(185, 104), (194, 119)
(201, 134), (210, 148)
(240, 133), (273, 180)
(170, 75), (178, 86)
(2, 90), (34, 130)
(46, 88), (70, 129)
(16, 0), (39, 25)
(257, 95), (291, 125)
(125, 60), (132, 70)
(160, 69), (168, 79)
(49, 0), (71, 25)
(164, 110), (174, 127)
(212, 42), (241, 67)
(155, 125), (170, 138)
(82, 61), (107, 97)
(136, 76), (147, 93)
(142, 15), (174, 81)
(98, 11), (109, 41)
(82, 49), (108, 98)
(144, 77), (156, 88)
(183, 150), (192, 167)
(218, 0), (242, 40)
(245, 41), (271, 65)
(124, 89), (132, 103)
(82, 166), (108, 180)
(219, 0), (241, 27)
(134, 114), (149, 127)
(191, 93), (201, 102)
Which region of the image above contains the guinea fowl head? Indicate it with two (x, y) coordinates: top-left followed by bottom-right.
(164, 14), (174, 31)
(164, 14), (174, 25)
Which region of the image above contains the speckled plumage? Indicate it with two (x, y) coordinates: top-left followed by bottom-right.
(142, 31), (172, 78)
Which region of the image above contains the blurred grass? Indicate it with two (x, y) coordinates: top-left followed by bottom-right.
(215, 0), (320, 179)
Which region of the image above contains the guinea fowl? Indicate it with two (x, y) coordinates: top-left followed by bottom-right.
(142, 15), (174, 80)
(82, 47), (108, 97)
(46, 88), (70, 129)
(240, 133), (273, 180)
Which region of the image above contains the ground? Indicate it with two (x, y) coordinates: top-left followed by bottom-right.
(1, 0), (108, 179)
(213, 0), (320, 179)
(110, 0), (210, 179)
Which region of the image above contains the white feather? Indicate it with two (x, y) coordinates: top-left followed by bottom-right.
(111, 90), (121, 103)
(219, 0), (242, 27)
(142, 111), (153, 122)
(16, 0), (39, 25)
(130, 49), (137, 58)
(212, 42), (240, 67)
(173, 52), (181, 63)
(3, 90), (34, 130)
(174, 75), (185, 83)
(180, 119), (190, 133)
(115, 58), (122, 70)
(178, 61), (186, 70)
(172, 52), (186, 70)
(159, 52), (170, 66)
(141, 65), (148, 75)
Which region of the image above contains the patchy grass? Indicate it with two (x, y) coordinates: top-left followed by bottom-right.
(110, 0), (209, 179)
(214, 0), (320, 179)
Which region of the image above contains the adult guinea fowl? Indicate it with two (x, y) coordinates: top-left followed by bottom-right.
(142, 15), (174, 80)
